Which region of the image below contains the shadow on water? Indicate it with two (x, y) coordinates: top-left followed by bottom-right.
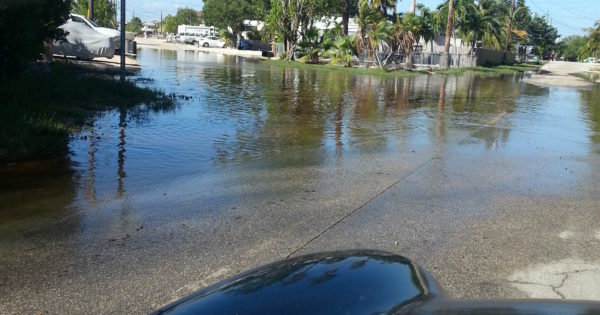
(0, 82), (178, 236)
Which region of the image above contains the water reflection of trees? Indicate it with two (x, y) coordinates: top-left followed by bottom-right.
(445, 74), (522, 149)
(211, 69), (537, 168)
(81, 100), (178, 203)
(579, 88), (600, 145)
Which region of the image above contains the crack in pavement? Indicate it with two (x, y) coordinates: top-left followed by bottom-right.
(509, 262), (600, 300)
(285, 157), (440, 258)
(285, 109), (512, 259)
(552, 274), (568, 299)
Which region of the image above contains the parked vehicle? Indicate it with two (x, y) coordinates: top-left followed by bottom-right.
(69, 14), (120, 50)
(525, 55), (540, 64)
(152, 250), (600, 315)
(53, 19), (116, 60)
(185, 34), (204, 45)
(197, 36), (226, 48)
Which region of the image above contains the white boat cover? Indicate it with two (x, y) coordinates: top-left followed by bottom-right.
(53, 20), (116, 60)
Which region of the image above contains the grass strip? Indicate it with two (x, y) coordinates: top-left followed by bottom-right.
(0, 61), (173, 163)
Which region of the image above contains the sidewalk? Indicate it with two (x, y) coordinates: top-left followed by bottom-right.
(135, 37), (265, 59)
(523, 61), (599, 88)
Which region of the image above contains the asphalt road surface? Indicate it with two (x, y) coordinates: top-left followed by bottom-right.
(1, 55), (599, 314)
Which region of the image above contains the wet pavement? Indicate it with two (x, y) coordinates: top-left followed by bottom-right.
(1, 49), (600, 314)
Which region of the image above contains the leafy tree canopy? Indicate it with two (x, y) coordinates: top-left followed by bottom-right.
(0, 0), (71, 79)
(527, 14), (559, 56)
(126, 16), (143, 34)
(73, 0), (117, 28)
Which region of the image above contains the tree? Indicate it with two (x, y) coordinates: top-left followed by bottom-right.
(354, 0), (380, 58)
(370, 0), (396, 20)
(442, 0), (454, 67)
(202, 0), (257, 47)
(586, 21), (600, 58)
(0, 0), (71, 80)
(390, 8), (434, 69)
(512, 0), (530, 44)
(503, 0), (515, 58)
(323, 35), (356, 66)
(459, 0), (504, 51)
(126, 16), (143, 34)
(175, 7), (201, 26)
(73, 0), (117, 28)
(163, 14), (178, 34)
(366, 20), (390, 68)
(527, 14), (559, 58)
(559, 35), (587, 61)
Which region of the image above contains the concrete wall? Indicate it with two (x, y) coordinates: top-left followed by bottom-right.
(411, 48), (515, 68)
(476, 48), (515, 66)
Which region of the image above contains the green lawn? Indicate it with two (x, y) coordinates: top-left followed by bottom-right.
(263, 59), (426, 77)
(263, 59), (540, 78)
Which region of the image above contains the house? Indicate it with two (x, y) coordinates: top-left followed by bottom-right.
(142, 20), (159, 37)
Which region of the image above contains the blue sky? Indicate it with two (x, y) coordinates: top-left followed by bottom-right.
(129, 0), (598, 37)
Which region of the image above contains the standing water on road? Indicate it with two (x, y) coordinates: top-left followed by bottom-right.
(2, 49), (600, 313)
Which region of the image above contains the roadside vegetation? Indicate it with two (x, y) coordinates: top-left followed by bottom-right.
(265, 59), (540, 77)
(0, 62), (173, 163)
(0, 1), (172, 163)
(200, 0), (562, 71)
(557, 22), (600, 62)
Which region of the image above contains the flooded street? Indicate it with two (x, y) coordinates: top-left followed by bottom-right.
(2, 49), (600, 313)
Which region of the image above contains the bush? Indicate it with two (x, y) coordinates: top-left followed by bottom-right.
(0, 0), (71, 80)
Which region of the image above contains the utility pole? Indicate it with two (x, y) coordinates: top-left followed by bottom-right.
(160, 11), (163, 34)
(88, 0), (94, 20)
(120, 0), (126, 83)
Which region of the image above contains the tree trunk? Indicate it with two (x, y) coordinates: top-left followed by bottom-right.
(406, 50), (413, 69)
(42, 40), (53, 63)
(342, 0), (350, 36)
(442, 0), (454, 68)
(410, 0), (416, 14)
(286, 0), (303, 61)
(503, 0), (516, 63)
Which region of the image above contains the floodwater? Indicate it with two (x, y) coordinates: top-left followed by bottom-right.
(2, 49), (600, 313)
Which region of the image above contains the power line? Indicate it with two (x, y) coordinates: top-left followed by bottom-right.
(541, 0), (597, 21)
(528, 0), (588, 32)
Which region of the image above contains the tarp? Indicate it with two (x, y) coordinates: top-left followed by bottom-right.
(53, 20), (116, 60)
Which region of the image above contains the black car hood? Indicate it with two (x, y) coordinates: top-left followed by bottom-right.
(152, 250), (600, 315)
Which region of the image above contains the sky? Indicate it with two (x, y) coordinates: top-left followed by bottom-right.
(127, 0), (599, 38)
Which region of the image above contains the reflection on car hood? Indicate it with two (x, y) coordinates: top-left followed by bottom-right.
(152, 250), (600, 315)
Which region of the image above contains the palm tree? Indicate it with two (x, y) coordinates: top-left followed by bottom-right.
(389, 10), (433, 69)
(355, 0), (380, 58)
(587, 20), (600, 58)
(297, 27), (324, 63)
(443, 0), (455, 67)
(366, 20), (391, 68)
(459, 0), (504, 52)
(503, 0), (516, 58)
(390, 17), (417, 68)
(324, 35), (357, 67)
(370, 0), (397, 19)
